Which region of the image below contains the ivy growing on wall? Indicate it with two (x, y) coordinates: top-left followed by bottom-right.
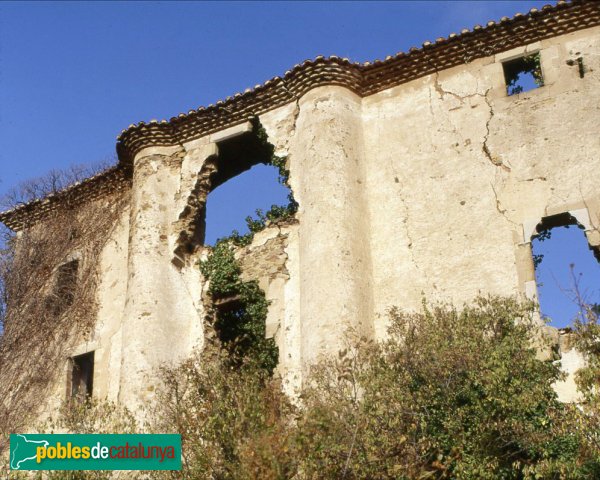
(224, 121), (298, 248)
(200, 241), (279, 374)
(0, 183), (127, 448)
(199, 119), (298, 375)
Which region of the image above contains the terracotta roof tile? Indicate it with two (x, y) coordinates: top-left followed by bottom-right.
(1, 0), (599, 230)
(0, 167), (130, 231)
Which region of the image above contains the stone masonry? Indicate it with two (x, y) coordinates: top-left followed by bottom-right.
(0, 1), (599, 422)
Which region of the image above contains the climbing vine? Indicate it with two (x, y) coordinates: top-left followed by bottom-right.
(0, 184), (127, 452)
(198, 120), (298, 374)
(223, 121), (298, 248)
(504, 53), (544, 95)
(200, 241), (278, 374)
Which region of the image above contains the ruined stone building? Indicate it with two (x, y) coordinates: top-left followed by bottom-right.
(0, 1), (599, 427)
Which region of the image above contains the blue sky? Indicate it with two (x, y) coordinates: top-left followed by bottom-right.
(0, 1), (598, 326)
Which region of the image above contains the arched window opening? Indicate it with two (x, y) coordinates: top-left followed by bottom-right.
(204, 163), (290, 245)
(172, 122), (297, 267)
(531, 213), (600, 328)
(196, 126), (290, 375)
(201, 124), (295, 246)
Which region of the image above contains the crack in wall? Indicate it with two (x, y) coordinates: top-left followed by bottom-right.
(430, 70), (513, 174)
(389, 164), (432, 288)
(430, 73), (464, 143)
(427, 81), (436, 118)
(519, 176), (548, 182)
(482, 90), (511, 173)
(491, 182), (518, 226)
(433, 71), (466, 104)
(399, 187), (433, 290)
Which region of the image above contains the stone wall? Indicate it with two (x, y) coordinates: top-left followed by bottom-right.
(2, 21), (599, 421)
(362, 26), (600, 337)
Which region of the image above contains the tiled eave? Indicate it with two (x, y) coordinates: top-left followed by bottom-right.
(115, 1), (600, 165)
(1, 0), (599, 231)
(0, 167), (131, 231)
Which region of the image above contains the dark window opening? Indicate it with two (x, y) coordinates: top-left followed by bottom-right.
(214, 300), (247, 346)
(47, 259), (79, 316)
(531, 213), (600, 328)
(214, 294), (243, 314)
(502, 53), (544, 96)
(71, 351), (94, 399)
(211, 289), (278, 374)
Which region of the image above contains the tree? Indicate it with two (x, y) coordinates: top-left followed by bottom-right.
(0, 160), (113, 209)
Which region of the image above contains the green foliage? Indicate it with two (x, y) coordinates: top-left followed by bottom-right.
(199, 241), (241, 297)
(571, 296), (600, 467)
(532, 228), (552, 270)
(295, 297), (595, 479)
(215, 120), (298, 248)
(200, 240), (278, 374)
(197, 119), (295, 373)
(150, 296), (600, 479)
(214, 280), (279, 374)
(504, 53), (544, 95)
(7, 296), (600, 479)
(153, 351), (296, 480)
(226, 203), (298, 248)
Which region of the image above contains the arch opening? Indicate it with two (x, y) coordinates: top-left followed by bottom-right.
(531, 213), (600, 328)
(172, 121), (296, 267)
(204, 163), (290, 245)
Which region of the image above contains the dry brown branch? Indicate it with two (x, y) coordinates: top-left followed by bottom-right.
(0, 185), (127, 452)
(0, 159), (115, 210)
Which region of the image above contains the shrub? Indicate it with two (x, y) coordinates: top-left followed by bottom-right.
(152, 296), (600, 479)
(295, 297), (594, 479)
(199, 241), (278, 374)
(5, 296), (598, 479)
(152, 350), (296, 480)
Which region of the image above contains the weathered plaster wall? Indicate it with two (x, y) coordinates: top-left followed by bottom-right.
(30, 193), (132, 425)
(7, 24), (600, 420)
(117, 144), (213, 411)
(287, 87), (374, 367)
(362, 26), (600, 338)
(73, 203), (131, 403)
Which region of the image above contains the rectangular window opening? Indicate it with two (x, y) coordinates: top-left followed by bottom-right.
(47, 259), (79, 316)
(71, 351), (94, 399)
(502, 53), (544, 96)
